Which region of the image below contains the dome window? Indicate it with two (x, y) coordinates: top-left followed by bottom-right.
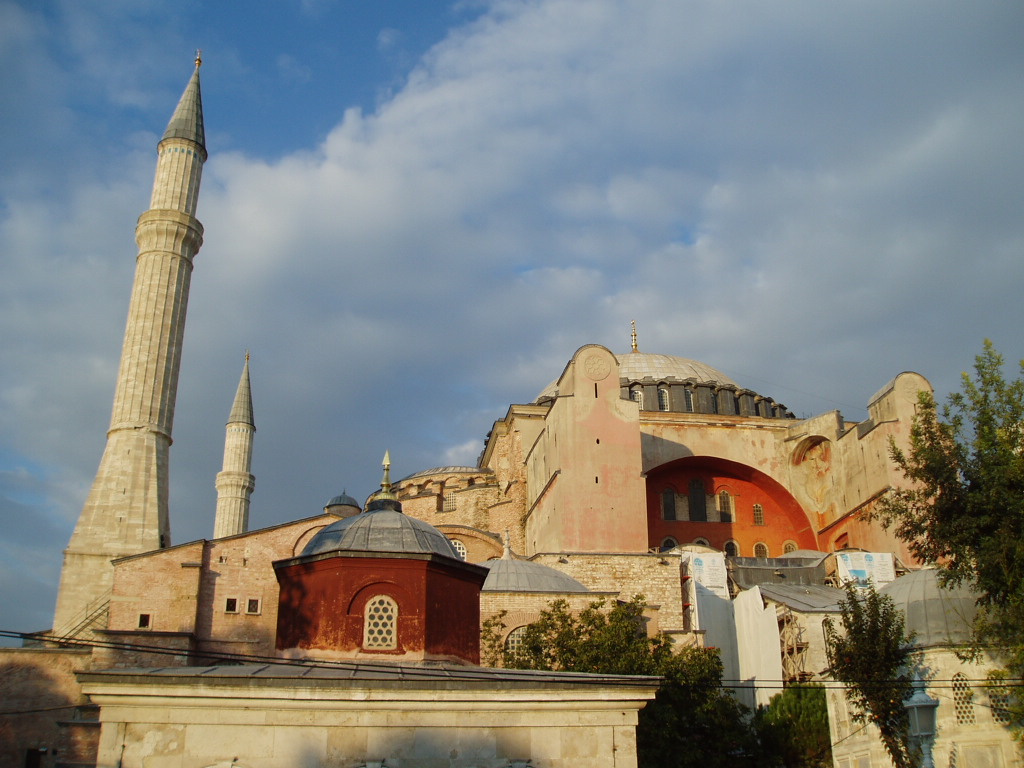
(783, 541), (798, 554)
(363, 595), (398, 650)
(660, 537), (678, 551)
(724, 540), (739, 557)
(657, 387), (670, 411)
(683, 389), (694, 412)
(754, 542), (769, 559)
(630, 387), (644, 409)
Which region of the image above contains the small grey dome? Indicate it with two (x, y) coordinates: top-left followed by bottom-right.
(782, 549), (830, 563)
(482, 558), (590, 593)
(325, 492), (361, 509)
(302, 501), (458, 559)
(880, 569), (979, 648)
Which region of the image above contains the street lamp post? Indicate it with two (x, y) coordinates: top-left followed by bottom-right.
(905, 677), (940, 768)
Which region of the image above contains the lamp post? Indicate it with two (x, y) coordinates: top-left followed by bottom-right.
(904, 677), (939, 768)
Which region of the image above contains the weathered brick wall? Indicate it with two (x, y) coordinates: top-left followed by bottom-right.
(108, 541), (205, 635)
(197, 516), (336, 661)
(0, 648), (95, 767)
(532, 553), (687, 633)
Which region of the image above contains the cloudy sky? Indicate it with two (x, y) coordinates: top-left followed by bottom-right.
(2, 0), (1022, 634)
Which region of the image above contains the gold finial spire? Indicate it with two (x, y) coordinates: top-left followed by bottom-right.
(195, 49), (203, 68)
(630, 320), (638, 353)
(245, 349), (250, 363)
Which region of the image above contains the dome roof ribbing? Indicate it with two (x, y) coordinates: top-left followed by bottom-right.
(481, 558), (590, 593)
(879, 569), (979, 648)
(301, 500), (459, 559)
(536, 351), (738, 402)
(325, 492), (361, 509)
(618, 352), (737, 387)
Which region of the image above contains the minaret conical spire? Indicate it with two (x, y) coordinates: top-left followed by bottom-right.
(214, 354), (256, 539)
(162, 52), (206, 156)
(54, 59), (208, 637)
(228, 352), (254, 426)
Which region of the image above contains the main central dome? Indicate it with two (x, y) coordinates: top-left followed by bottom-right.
(536, 351), (737, 402)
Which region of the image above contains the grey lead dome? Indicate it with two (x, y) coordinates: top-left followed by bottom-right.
(482, 558), (590, 593)
(880, 568), (979, 648)
(301, 500), (459, 559)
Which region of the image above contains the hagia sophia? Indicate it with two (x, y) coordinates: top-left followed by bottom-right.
(2, 59), (1018, 768)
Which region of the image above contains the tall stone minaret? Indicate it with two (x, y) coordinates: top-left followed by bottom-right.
(53, 56), (207, 636)
(214, 355), (256, 538)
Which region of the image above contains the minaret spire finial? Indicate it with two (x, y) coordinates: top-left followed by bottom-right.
(195, 49), (203, 68)
(380, 450), (393, 496)
(630, 320), (638, 353)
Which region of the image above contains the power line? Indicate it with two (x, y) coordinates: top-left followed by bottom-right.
(3, 630), (1021, 694)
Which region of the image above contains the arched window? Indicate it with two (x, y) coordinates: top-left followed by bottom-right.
(988, 676), (1011, 724)
(505, 625), (528, 658)
(449, 538), (467, 561)
(783, 540), (798, 554)
(724, 540), (739, 557)
(363, 595), (398, 650)
(658, 387), (670, 411)
(693, 538), (710, 547)
(630, 387), (644, 409)
(661, 537), (678, 552)
(718, 491), (732, 522)
(689, 479), (707, 522)
(753, 503), (765, 526)
(683, 389), (694, 412)
(754, 542), (769, 559)
(953, 673), (976, 724)
(662, 488), (677, 521)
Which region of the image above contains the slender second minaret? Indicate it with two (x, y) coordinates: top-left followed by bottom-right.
(214, 355), (256, 538)
(53, 56), (207, 636)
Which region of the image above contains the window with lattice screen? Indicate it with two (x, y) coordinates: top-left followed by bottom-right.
(505, 625), (527, 657)
(449, 538), (467, 561)
(953, 673), (975, 724)
(363, 595), (398, 650)
(988, 676), (1011, 725)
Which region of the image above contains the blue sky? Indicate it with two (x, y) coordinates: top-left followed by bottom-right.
(2, 0), (1024, 635)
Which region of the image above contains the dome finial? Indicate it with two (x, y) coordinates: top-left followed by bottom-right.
(630, 320), (638, 353)
(378, 450), (396, 500)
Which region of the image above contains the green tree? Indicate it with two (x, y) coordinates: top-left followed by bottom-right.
(754, 684), (832, 768)
(876, 340), (1024, 730)
(824, 584), (915, 768)
(488, 596), (762, 768)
